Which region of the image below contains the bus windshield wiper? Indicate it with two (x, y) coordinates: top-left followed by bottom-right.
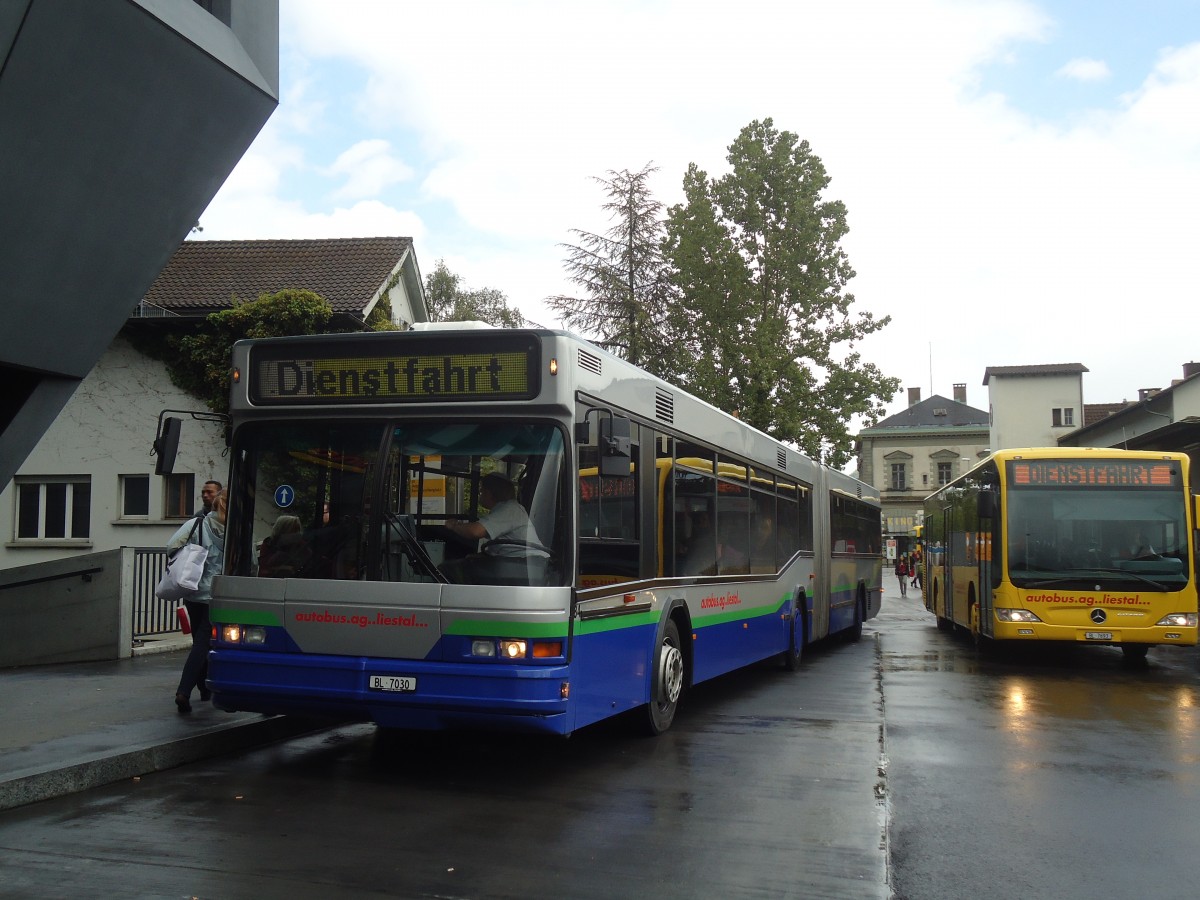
(1092, 567), (1170, 591)
(385, 513), (447, 583)
(1022, 569), (1170, 590)
(1022, 571), (1171, 592)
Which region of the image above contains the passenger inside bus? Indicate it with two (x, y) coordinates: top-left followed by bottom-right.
(679, 508), (716, 575)
(257, 515), (310, 577)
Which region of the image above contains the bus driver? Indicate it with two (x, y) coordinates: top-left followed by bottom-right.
(441, 473), (550, 585)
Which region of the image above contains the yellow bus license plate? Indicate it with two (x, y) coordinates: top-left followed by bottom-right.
(1084, 632), (1112, 641)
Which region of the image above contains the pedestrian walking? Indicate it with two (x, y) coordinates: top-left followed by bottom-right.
(167, 488), (226, 713)
(895, 556), (909, 597)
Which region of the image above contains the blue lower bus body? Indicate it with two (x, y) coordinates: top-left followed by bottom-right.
(209, 596), (809, 736)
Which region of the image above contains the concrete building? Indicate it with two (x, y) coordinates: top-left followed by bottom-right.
(983, 363), (1088, 450)
(0, 238), (428, 572)
(0, 0), (279, 488)
(855, 384), (990, 558)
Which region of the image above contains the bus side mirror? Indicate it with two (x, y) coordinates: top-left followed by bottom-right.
(599, 415), (632, 476)
(154, 417), (181, 475)
(978, 490), (996, 520)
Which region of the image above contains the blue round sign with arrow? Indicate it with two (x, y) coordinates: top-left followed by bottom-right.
(274, 484), (296, 508)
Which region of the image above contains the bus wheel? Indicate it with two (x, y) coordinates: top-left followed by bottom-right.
(645, 619), (684, 735)
(1122, 644), (1149, 665)
(845, 596), (864, 643)
(783, 607), (805, 671)
(935, 616), (952, 632)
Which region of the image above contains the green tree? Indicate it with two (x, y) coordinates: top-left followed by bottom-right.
(547, 164), (677, 372)
(166, 289), (335, 413)
(424, 259), (526, 327)
(663, 119), (899, 467)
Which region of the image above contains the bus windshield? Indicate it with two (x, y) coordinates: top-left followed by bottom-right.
(1006, 488), (1189, 589)
(229, 420), (567, 586)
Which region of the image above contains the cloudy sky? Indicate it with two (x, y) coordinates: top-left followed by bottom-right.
(199, 0), (1200, 421)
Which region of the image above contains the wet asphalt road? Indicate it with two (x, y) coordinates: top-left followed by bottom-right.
(882, 589), (1200, 900)
(2, 586), (1198, 899)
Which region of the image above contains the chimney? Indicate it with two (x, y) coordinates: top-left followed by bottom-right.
(1184, 362), (1200, 380)
(908, 387), (921, 407)
(1138, 388), (1159, 402)
(953, 383), (966, 404)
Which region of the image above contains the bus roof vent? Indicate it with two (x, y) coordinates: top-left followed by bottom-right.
(655, 387), (675, 424)
(777, 449), (787, 470)
(577, 348), (603, 375)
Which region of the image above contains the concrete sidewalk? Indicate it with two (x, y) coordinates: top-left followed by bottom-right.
(0, 638), (327, 812)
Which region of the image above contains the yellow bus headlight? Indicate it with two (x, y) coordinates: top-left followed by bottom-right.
(996, 608), (1042, 623)
(1156, 613), (1197, 627)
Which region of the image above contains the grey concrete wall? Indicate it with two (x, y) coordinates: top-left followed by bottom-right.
(0, 549), (135, 667)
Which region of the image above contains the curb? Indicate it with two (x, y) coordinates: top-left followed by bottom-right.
(0, 715), (329, 813)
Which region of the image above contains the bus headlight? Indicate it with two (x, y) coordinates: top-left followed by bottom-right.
(498, 639), (527, 659)
(471, 640), (496, 657)
(1156, 613), (1197, 627)
(221, 624), (266, 644)
(996, 609), (1042, 623)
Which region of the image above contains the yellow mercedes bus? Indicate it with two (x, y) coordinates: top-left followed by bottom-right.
(923, 448), (1198, 660)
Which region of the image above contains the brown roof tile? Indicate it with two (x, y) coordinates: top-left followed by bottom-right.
(142, 237), (414, 316)
(1083, 402), (1131, 426)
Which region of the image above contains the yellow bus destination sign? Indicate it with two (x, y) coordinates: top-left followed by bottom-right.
(249, 337), (540, 404)
(1010, 460), (1177, 488)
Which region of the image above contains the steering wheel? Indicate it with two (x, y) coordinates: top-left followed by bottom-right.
(429, 522), (478, 550)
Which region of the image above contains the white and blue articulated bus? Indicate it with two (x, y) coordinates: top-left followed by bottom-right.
(199, 325), (882, 735)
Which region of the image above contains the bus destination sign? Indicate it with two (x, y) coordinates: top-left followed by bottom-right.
(1010, 460), (1177, 488)
(249, 336), (540, 405)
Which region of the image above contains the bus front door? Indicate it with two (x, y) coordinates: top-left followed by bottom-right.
(977, 528), (995, 638)
(942, 507), (955, 625)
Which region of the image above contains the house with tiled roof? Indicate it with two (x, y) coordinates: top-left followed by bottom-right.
(1058, 363), (1200, 472)
(855, 385), (991, 557)
(0, 237), (428, 576)
(137, 237), (427, 325)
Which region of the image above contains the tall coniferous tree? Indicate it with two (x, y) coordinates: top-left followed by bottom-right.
(548, 164), (676, 373)
(664, 119), (899, 468)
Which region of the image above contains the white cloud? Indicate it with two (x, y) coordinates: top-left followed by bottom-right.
(326, 139), (414, 201)
(1056, 57), (1111, 82)
(204, 1), (1200, 423)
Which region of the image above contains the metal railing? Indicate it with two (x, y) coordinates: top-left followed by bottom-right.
(132, 548), (176, 637)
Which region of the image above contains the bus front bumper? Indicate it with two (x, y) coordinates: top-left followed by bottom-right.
(990, 620), (1198, 645)
(208, 648), (574, 734)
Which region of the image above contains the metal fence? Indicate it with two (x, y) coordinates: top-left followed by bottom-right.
(132, 548), (176, 637)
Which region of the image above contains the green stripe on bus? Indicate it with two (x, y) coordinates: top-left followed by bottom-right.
(445, 620), (568, 638)
(574, 609), (661, 635)
(693, 594), (791, 629)
(210, 607), (282, 627)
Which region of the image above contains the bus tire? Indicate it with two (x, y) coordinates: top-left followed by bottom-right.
(783, 598), (805, 671)
(1122, 644), (1149, 664)
(644, 619), (684, 735)
(844, 600), (864, 643)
